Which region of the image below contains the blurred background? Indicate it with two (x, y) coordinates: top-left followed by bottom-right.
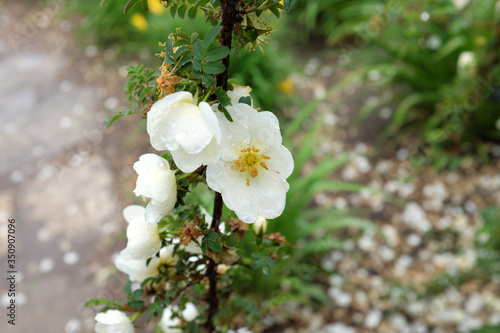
(1, 0), (500, 332)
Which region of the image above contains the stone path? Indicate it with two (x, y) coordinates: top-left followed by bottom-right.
(0, 2), (127, 332)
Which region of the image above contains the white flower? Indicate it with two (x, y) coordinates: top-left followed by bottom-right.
(147, 91), (221, 173)
(94, 309), (134, 333)
(253, 215), (268, 234)
(159, 245), (179, 266)
(206, 103), (294, 223)
(114, 252), (159, 282)
(181, 302), (199, 322)
(457, 51), (477, 78)
(133, 154), (177, 224)
(227, 85), (253, 106)
(121, 205), (161, 260)
(159, 306), (181, 333)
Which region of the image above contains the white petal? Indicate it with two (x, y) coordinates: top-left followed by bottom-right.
(114, 253), (159, 282)
(94, 310), (135, 333)
(159, 101), (214, 154)
(122, 216), (161, 260)
(227, 85), (253, 106)
(147, 91), (194, 151)
(123, 205), (146, 224)
(182, 302), (199, 322)
(171, 136), (220, 173)
(265, 145), (294, 179)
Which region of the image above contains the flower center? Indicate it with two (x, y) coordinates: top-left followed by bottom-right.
(232, 147), (271, 186)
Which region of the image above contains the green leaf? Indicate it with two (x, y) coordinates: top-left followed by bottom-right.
(205, 46), (230, 62)
(204, 26), (223, 47)
(188, 6), (197, 19)
(177, 4), (187, 18)
(124, 0), (141, 13)
(100, 0), (109, 8)
(190, 32), (200, 44)
(133, 289), (145, 299)
(105, 110), (135, 129)
(283, 0), (296, 12)
(170, 4), (177, 18)
(238, 96), (251, 106)
(222, 233), (238, 248)
(305, 217), (376, 233)
(165, 38), (174, 58)
(434, 36), (467, 62)
(193, 59), (202, 71)
(218, 104), (233, 122)
(205, 232), (222, 253)
(138, 86), (155, 104)
(203, 61), (225, 74)
(202, 72), (216, 87)
(192, 40), (204, 60)
(125, 280), (132, 295)
(269, 6), (280, 18)
(84, 298), (123, 307)
(140, 0), (148, 11)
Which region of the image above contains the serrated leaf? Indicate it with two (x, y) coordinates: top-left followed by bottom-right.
(170, 4), (177, 18)
(204, 26), (222, 47)
(174, 45), (190, 59)
(269, 6), (280, 18)
(204, 61), (225, 74)
(190, 32), (200, 44)
(193, 59), (202, 70)
(188, 6), (197, 19)
(125, 280), (132, 295)
(218, 104), (233, 122)
(205, 46), (230, 62)
(124, 0), (141, 13)
(192, 69), (202, 79)
(177, 4), (187, 18)
(238, 96), (251, 106)
(133, 289), (145, 299)
(202, 72), (216, 87)
(177, 55), (192, 68)
(139, 86), (155, 104)
(192, 39), (204, 60)
(283, 0), (296, 12)
(105, 110), (135, 129)
(173, 38), (191, 47)
(165, 38), (174, 57)
(222, 233), (238, 248)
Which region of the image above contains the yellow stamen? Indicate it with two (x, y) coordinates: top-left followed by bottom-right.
(232, 146), (271, 186)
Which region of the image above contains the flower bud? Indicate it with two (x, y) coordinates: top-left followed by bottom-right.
(252, 215), (268, 235)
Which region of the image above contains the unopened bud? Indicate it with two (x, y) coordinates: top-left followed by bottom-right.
(253, 215), (268, 235)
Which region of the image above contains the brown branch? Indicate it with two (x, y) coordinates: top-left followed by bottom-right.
(205, 2), (241, 330)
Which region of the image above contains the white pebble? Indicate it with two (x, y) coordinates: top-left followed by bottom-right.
(39, 258), (55, 274)
(63, 251), (80, 265)
(365, 309), (383, 329)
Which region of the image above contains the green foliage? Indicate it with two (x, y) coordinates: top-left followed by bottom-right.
(282, 0), (386, 45)
(341, 0), (500, 169)
(479, 207), (500, 251)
